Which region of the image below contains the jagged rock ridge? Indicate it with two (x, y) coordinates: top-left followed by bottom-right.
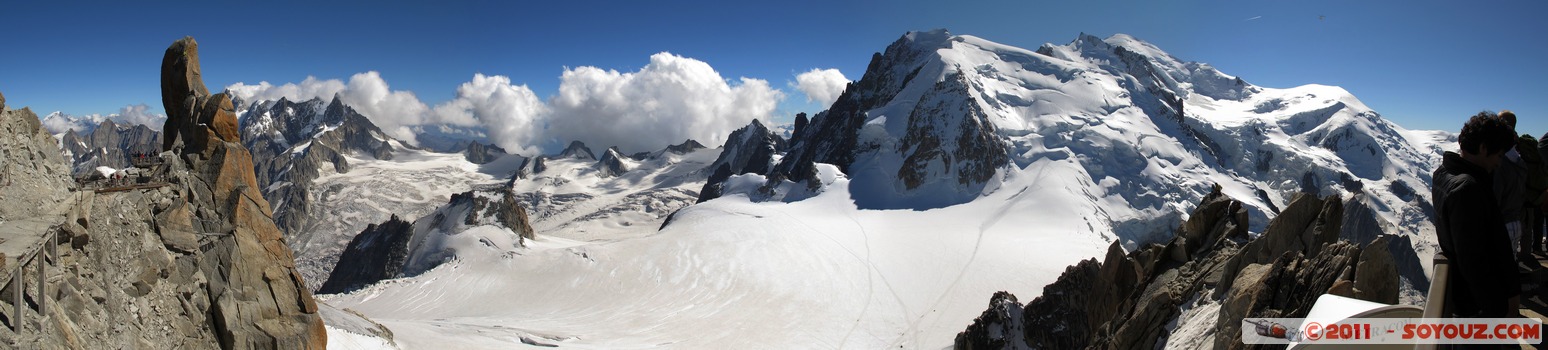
(954, 187), (1420, 349)
(238, 95), (398, 237)
(58, 119), (163, 178)
(0, 37), (325, 349)
(322, 187), (535, 294)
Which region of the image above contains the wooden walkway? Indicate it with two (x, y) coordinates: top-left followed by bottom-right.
(91, 182), (168, 194)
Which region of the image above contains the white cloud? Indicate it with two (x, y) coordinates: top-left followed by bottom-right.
(793, 68), (849, 109)
(225, 76), (345, 104)
(114, 104), (167, 129)
(547, 52), (783, 153)
(226, 72), (431, 144)
(40, 104), (168, 135)
(432, 74), (547, 155)
(225, 52), (787, 155)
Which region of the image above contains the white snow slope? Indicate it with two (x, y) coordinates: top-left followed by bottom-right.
(293, 145), (527, 289)
(322, 30), (1446, 349)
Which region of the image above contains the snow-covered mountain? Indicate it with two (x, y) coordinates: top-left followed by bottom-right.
(509, 139), (718, 242)
(316, 30), (1444, 349)
(235, 95), (529, 289)
(774, 30), (1439, 254)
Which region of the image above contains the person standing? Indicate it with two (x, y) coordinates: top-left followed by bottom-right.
(1507, 111), (1548, 257)
(1433, 111), (1520, 317)
(1494, 111), (1528, 259)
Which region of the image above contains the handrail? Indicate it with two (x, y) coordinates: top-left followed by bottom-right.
(1415, 255), (1450, 350)
(1422, 255), (1450, 319)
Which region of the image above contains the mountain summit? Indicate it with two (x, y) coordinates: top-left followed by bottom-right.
(771, 30), (1436, 250)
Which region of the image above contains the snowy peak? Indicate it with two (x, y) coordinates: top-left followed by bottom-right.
(774, 29), (1438, 249)
(597, 146), (631, 177)
(557, 140), (596, 160)
(903, 28), (955, 51)
(664, 139), (706, 155)
(237, 95), (402, 236)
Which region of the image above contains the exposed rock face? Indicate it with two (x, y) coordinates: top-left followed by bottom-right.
(954, 187), (1403, 349)
(462, 141), (506, 164)
(708, 120), (780, 177)
(0, 39), (324, 348)
(239, 95), (398, 237)
(696, 120), (783, 203)
(775, 31), (950, 180)
(954, 291), (1025, 350)
(161, 39), (240, 157)
(664, 139), (706, 155)
(324, 187), (536, 287)
(792, 112), (808, 138)
(769, 31), (1011, 209)
(163, 36), (328, 348)
(317, 215), (415, 294)
(895, 71), (1007, 191)
(0, 103), (75, 221)
(597, 147), (630, 177)
(558, 140), (595, 160)
(59, 119), (163, 177)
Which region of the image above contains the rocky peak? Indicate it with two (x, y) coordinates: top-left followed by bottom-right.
(665, 139), (706, 155)
(317, 215), (415, 294)
(157, 36), (327, 348)
(238, 93), (398, 238)
(792, 112), (808, 137)
(0, 94), (75, 221)
(597, 146), (630, 177)
(558, 140), (595, 160)
(463, 140), (508, 164)
(161, 37), (240, 156)
(955, 188), (1414, 349)
(696, 119), (783, 203)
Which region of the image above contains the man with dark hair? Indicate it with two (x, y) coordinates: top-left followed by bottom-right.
(1433, 111), (1520, 317)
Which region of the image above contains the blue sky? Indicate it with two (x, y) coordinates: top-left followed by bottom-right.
(3, 0), (1545, 140)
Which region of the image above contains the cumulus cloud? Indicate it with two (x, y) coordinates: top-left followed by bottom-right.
(547, 52), (783, 153)
(226, 52), (786, 155)
(432, 74), (547, 155)
(225, 76), (345, 104)
(40, 104), (169, 135)
(793, 68), (849, 109)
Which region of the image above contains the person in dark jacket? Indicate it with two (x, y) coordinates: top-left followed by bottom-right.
(1433, 111), (1520, 317)
(1540, 129), (1548, 252)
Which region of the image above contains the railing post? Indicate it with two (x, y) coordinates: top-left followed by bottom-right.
(12, 262), (21, 333)
(37, 236), (47, 315)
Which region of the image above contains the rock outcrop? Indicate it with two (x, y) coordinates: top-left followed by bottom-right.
(954, 186), (1409, 349)
(696, 120), (782, 203)
(323, 187), (536, 288)
(769, 31), (1012, 209)
(664, 139), (706, 155)
(462, 141), (506, 165)
(164, 35), (327, 349)
(557, 140), (595, 160)
(0, 101), (75, 221)
(597, 147), (630, 177)
(317, 215), (415, 294)
(0, 38), (325, 348)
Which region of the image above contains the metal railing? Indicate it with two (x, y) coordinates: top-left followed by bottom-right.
(1415, 255), (1450, 350)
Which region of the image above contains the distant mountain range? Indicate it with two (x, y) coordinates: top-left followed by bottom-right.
(49, 29), (1452, 348)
